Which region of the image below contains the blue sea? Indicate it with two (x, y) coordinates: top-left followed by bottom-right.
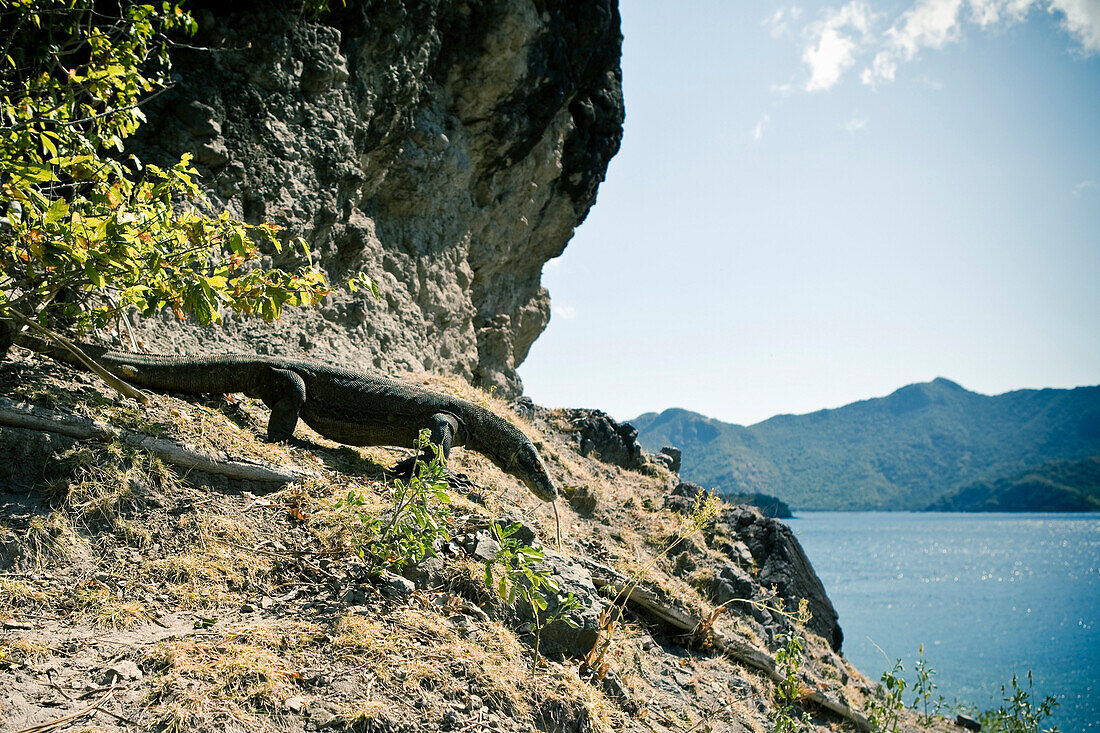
(783, 513), (1100, 732)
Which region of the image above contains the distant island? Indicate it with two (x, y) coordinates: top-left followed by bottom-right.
(725, 492), (793, 518)
(632, 379), (1100, 511)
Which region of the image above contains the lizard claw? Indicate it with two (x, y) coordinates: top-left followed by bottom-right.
(387, 457), (474, 490)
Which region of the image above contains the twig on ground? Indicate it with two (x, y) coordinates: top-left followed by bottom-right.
(11, 679), (117, 733)
(6, 309), (149, 404)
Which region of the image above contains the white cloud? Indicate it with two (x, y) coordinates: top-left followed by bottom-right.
(1073, 179), (1098, 196)
(752, 113), (771, 142)
(553, 305), (578, 320)
(863, 0), (964, 85)
(765, 6), (805, 39)
(790, 0), (1100, 92)
(803, 1), (874, 91)
(968, 0), (1035, 27)
(843, 116), (869, 134)
(861, 50), (898, 84)
(1049, 0), (1100, 53)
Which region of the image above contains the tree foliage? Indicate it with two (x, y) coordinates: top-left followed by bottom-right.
(0, 0), (356, 344)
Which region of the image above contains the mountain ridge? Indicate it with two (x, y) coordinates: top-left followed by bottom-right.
(631, 379), (1100, 511)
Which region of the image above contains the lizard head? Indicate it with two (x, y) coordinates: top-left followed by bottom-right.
(510, 442), (556, 502)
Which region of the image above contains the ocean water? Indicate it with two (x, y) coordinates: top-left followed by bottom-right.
(782, 512), (1100, 732)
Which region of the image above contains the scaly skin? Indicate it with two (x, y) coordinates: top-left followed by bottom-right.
(14, 337), (556, 502)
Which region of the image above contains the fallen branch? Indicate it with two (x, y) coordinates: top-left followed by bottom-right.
(576, 556), (872, 731)
(0, 397), (309, 484)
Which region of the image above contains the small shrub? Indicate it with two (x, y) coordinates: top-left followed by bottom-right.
(866, 659), (907, 733)
(911, 643), (944, 725)
(979, 672), (1060, 733)
(773, 628), (812, 732)
(484, 521), (581, 670)
(336, 429), (451, 571)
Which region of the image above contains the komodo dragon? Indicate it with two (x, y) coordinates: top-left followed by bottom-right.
(14, 336), (556, 502)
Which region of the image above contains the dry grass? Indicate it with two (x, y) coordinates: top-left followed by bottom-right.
(330, 613), (390, 662)
(322, 605), (621, 731)
(0, 638), (50, 667)
(73, 585), (148, 629)
(52, 444), (177, 530)
(141, 514), (272, 609)
(145, 621), (318, 731)
(0, 578), (48, 619)
(21, 512), (81, 566)
(292, 477), (386, 554)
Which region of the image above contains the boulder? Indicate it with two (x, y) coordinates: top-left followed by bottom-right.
(729, 509), (844, 652)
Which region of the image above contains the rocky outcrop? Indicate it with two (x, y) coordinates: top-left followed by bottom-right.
(564, 408), (646, 470)
(130, 0), (624, 395)
(667, 483), (843, 652)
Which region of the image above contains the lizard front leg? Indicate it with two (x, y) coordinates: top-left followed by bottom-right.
(392, 413), (461, 478)
(259, 367), (307, 442)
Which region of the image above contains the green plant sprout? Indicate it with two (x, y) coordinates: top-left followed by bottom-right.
(773, 624), (814, 732)
(484, 521), (581, 672)
(866, 657), (907, 733)
(911, 643), (944, 726)
(979, 672), (1060, 733)
(336, 429), (451, 571)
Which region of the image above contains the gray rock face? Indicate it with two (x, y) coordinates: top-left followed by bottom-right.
(666, 490), (844, 652)
(565, 408), (645, 470)
(130, 0), (624, 395)
(729, 508), (843, 652)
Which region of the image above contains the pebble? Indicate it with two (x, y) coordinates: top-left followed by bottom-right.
(102, 660), (143, 683)
(382, 573), (415, 597)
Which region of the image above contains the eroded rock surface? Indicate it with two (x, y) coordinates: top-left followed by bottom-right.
(130, 0), (624, 395)
(668, 483), (844, 652)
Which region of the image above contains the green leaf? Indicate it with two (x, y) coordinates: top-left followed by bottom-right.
(11, 163), (54, 184)
(43, 198), (69, 224)
(84, 262), (105, 289)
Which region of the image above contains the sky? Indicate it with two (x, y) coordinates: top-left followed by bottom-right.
(517, 0), (1100, 427)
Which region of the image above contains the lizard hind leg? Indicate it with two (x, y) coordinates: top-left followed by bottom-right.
(260, 367), (307, 443)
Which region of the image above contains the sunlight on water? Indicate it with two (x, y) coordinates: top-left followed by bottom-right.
(784, 512), (1100, 732)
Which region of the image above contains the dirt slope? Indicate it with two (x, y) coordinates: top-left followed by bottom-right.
(0, 347), (950, 733)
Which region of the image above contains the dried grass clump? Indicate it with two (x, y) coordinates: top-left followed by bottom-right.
(53, 444), (177, 529)
(22, 512), (81, 566)
(0, 638), (50, 667)
(145, 621), (316, 730)
(141, 513), (272, 608)
(73, 585), (148, 629)
(0, 578), (48, 619)
(330, 613), (389, 661)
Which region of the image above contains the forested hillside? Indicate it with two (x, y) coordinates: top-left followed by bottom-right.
(928, 456), (1100, 512)
(633, 379), (1100, 510)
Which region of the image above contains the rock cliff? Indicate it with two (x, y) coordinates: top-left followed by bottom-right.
(129, 0), (623, 395)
